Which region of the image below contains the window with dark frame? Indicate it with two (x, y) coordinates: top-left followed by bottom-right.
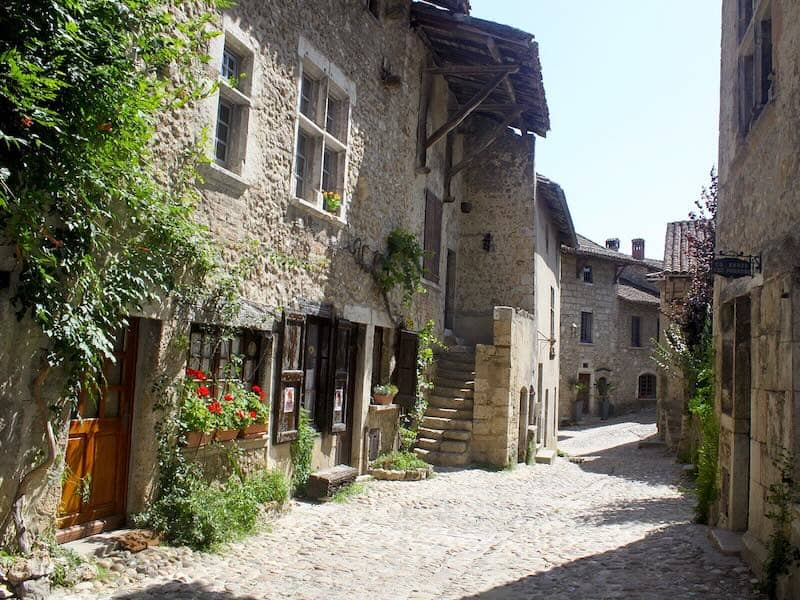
(423, 190), (443, 283)
(737, 4), (773, 135)
(631, 316), (642, 347)
(580, 311), (593, 344)
(638, 373), (657, 399)
(187, 324), (263, 390)
(212, 39), (252, 175)
(294, 131), (310, 198)
(214, 100), (233, 164)
(221, 47), (241, 84)
(582, 264), (593, 283)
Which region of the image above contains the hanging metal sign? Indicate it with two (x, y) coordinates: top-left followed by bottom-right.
(712, 253), (760, 278)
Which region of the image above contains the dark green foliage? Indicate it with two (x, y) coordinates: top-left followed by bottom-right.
(0, 0), (219, 399)
(688, 330), (717, 524)
(374, 229), (425, 306)
(371, 451), (429, 471)
(290, 409), (315, 494)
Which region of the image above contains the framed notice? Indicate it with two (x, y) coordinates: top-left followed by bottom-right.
(283, 387), (295, 414)
(334, 388), (344, 411)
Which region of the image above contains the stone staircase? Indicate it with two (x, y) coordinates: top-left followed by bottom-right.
(414, 344), (475, 467)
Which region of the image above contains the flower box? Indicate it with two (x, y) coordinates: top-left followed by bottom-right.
(240, 423), (268, 439)
(185, 431), (213, 448)
(372, 394), (395, 406)
(214, 429), (239, 442)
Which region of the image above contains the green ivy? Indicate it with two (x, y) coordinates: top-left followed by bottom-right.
(290, 408), (316, 495)
(0, 0), (222, 401)
(374, 229), (425, 307)
(761, 450), (800, 598)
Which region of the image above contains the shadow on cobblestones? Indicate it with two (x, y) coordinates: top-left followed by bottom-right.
(110, 581), (252, 599)
(570, 439), (679, 487)
(459, 525), (764, 600)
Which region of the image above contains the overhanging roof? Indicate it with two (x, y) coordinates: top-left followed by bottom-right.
(411, 2), (550, 137)
(536, 175), (577, 248)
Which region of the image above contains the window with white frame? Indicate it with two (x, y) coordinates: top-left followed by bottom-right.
(293, 48), (352, 219)
(213, 37), (253, 174)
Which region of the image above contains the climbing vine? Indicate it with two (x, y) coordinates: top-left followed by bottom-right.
(761, 450), (800, 598)
(374, 228), (426, 307)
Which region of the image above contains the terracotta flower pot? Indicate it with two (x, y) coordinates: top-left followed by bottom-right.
(240, 423), (268, 439)
(373, 394), (395, 406)
(214, 429), (239, 442)
(185, 431), (212, 448)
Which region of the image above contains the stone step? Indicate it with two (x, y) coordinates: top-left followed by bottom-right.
(417, 427), (444, 440)
(426, 407), (473, 421)
(434, 376), (475, 389)
(416, 437), (441, 452)
(439, 440), (468, 454)
(435, 367), (475, 381)
(427, 395), (474, 410)
(443, 344), (475, 354)
(433, 385), (474, 399)
(442, 429), (471, 442)
(414, 448), (469, 467)
(535, 448), (556, 465)
(421, 416), (473, 431)
(436, 352), (475, 366)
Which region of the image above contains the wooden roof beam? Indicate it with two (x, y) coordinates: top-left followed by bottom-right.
(486, 36), (517, 104)
(425, 64), (520, 75)
(448, 109), (523, 179)
(425, 68), (516, 150)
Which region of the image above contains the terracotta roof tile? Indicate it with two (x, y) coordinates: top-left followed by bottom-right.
(617, 284), (660, 305)
(663, 220), (707, 274)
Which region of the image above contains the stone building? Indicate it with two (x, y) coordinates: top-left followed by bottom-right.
(714, 1), (800, 593)
(0, 0), (575, 544)
(652, 220), (706, 454)
(559, 236), (662, 423)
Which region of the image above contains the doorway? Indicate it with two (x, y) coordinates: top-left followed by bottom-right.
(577, 372), (591, 415)
(444, 249), (456, 332)
(57, 319), (139, 543)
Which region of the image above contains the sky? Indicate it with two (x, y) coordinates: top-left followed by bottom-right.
(470, 0), (722, 260)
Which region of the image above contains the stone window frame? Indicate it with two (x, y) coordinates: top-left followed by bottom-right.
(637, 372), (657, 399)
(290, 37), (356, 224)
(736, 0), (775, 137)
(201, 24), (257, 193)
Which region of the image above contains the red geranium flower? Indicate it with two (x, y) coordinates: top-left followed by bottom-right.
(252, 385), (261, 394)
(249, 411), (257, 419)
(224, 393), (234, 402)
(197, 386), (210, 398)
(236, 410), (245, 419)
(186, 368), (197, 378)
(208, 401), (223, 415)
(20, 115), (33, 128)
(195, 370), (207, 381)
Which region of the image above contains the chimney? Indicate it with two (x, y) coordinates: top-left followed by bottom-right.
(632, 238), (645, 260)
(605, 238), (620, 251)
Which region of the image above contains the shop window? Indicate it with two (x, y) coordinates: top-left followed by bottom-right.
(187, 324), (263, 389)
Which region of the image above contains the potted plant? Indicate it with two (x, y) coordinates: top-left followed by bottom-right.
(372, 382), (398, 405)
(214, 391), (242, 442)
(322, 191), (342, 214)
(241, 384), (270, 439)
(180, 376), (215, 447)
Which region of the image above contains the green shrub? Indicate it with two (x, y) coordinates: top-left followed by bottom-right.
(331, 482), (366, 504)
(291, 409), (315, 494)
(371, 451), (428, 471)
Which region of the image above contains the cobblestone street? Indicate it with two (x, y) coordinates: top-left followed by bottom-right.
(62, 411), (762, 600)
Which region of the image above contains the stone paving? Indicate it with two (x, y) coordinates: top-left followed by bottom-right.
(60, 410), (763, 599)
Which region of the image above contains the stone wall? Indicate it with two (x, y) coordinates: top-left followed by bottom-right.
(559, 253), (660, 422)
(457, 130), (536, 345)
(716, 2), (800, 592)
(471, 307), (536, 467)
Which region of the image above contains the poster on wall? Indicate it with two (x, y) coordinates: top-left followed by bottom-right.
(334, 388), (344, 411)
(283, 387), (295, 414)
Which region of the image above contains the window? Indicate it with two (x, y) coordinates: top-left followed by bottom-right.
(187, 324), (263, 388)
(580, 311), (593, 344)
(292, 45), (352, 219)
(638, 373), (657, 399)
(631, 316), (642, 347)
(211, 38), (254, 176)
(582, 264), (593, 283)
(549, 287), (556, 339)
(737, 6), (773, 135)
(423, 190), (443, 283)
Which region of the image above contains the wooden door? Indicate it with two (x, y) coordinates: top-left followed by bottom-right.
(57, 319), (139, 542)
(331, 320), (356, 465)
(444, 249), (456, 331)
(578, 373), (591, 414)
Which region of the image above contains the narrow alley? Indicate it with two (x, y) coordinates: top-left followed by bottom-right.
(62, 411), (760, 600)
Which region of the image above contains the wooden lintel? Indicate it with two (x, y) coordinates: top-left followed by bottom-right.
(424, 64), (520, 76)
(448, 110), (522, 179)
(425, 69), (515, 150)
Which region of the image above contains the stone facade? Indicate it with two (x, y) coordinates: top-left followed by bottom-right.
(715, 2), (800, 593)
(559, 236), (662, 423)
(0, 0), (577, 544)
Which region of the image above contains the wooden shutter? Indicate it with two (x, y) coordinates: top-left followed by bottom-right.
(423, 190), (442, 283)
(274, 313), (305, 443)
(330, 319), (354, 433)
(394, 329), (418, 410)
